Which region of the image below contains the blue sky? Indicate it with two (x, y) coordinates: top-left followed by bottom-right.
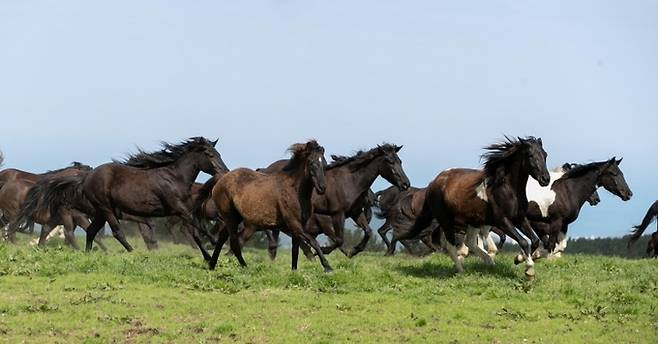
(1, 1), (657, 238)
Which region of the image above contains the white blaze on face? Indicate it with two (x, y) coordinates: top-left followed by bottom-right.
(476, 180), (488, 202)
(526, 169), (565, 217)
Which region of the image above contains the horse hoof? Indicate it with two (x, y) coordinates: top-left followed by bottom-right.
(324, 267), (334, 274)
(514, 255), (524, 265)
(525, 267), (536, 279)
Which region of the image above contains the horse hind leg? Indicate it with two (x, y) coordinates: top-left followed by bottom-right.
(208, 223), (230, 270)
(440, 228), (464, 273)
(137, 222), (159, 250)
(105, 213), (133, 252)
(37, 224), (53, 247)
(464, 226), (494, 265)
(63, 222), (80, 250)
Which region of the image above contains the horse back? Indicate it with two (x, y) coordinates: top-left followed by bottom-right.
(213, 168), (286, 227)
(429, 168), (488, 225)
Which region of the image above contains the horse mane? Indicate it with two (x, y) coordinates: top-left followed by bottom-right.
(481, 136), (538, 178)
(283, 140), (321, 171)
(326, 143), (398, 170)
(43, 162), (92, 175)
(560, 161), (608, 179)
(120, 137), (213, 169)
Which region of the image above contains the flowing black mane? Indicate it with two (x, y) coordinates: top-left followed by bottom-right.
(120, 137), (214, 168)
(327, 143), (398, 170)
(283, 140), (321, 171)
(44, 162), (92, 175)
(561, 161), (607, 179)
(481, 136), (537, 178)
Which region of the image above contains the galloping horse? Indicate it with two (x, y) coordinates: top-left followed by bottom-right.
(0, 162), (97, 247)
(16, 137), (229, 259)
(526, 160), (630, 259)
(240, 144), (410, 258)
(208, 140), (330, 271)
(628, 200), (658, 257)
(394, 136), (550, 277)
(377, 185), (507, 257)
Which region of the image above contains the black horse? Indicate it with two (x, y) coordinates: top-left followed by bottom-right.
(628, 200), (658, 257)
(16, 137), (229, 260)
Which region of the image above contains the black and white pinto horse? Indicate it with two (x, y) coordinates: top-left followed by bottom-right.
(459, 160), (630, 263)
(525, 158), (631, 261)
(458, 163), (600, 261)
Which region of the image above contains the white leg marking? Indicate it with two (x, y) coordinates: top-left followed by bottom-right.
(466, 226), (495, 265)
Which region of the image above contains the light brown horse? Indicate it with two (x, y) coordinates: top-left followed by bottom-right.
(208, 140), (331, 272)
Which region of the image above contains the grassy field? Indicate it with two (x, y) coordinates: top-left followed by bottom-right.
(1, 236), (657, 344)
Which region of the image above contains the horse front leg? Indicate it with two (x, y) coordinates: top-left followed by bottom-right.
(317, 214), (344, 255)
(376, 221), (392, 249)
(500, 218), (535, 279)
(73, 214), (107, 252)
(348, 212), (372, 258)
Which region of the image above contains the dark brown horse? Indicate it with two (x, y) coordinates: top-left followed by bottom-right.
(16, 137), (229, 259)
(137, 177), (225, 250)
(527, 159), (631, 259)
(0, 163), (97, 247)
(241, 144), (410, 259)
(208, 140), (330, 271)
(394, 136), (550, 277)
(376, 186), (437, 254)
(647, 232), (658, 258)
(628, 200), (658, 256)
(376, 185), (507, 257)
(11, 172), (108, 250)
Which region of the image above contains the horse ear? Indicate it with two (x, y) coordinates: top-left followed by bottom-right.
(330, 154), (339, 161)
(212, 139), (218, 147)
(517, 136), (525, 144)
(616, 157), (623, 165)
(395, 145), (403, 152)
(537, 137), (543, 145)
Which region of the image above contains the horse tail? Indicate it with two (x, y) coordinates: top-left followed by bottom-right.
(628, 200), (658, 248)
(193, 175), (219, 219)
(12, 174), (86, 229)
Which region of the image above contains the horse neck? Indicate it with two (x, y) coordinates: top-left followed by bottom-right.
(494, 157), (530, 204)
(285, 162), (315, 201)
(167, 155), (203, 185)
(333, 157), (381, 199)
(562, 169), (601, 208)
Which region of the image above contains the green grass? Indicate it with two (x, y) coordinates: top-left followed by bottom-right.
(1, 236), (657, 343)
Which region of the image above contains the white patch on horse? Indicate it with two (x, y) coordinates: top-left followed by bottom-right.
(526, 169), (565, 217)
(476, 180), (488, 202)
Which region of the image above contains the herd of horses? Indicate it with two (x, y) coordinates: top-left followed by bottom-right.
(0, 136), (654, 279)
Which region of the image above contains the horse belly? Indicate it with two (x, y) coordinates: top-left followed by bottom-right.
(234, 196), (281, 228)
(112, 192), (166, 216)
